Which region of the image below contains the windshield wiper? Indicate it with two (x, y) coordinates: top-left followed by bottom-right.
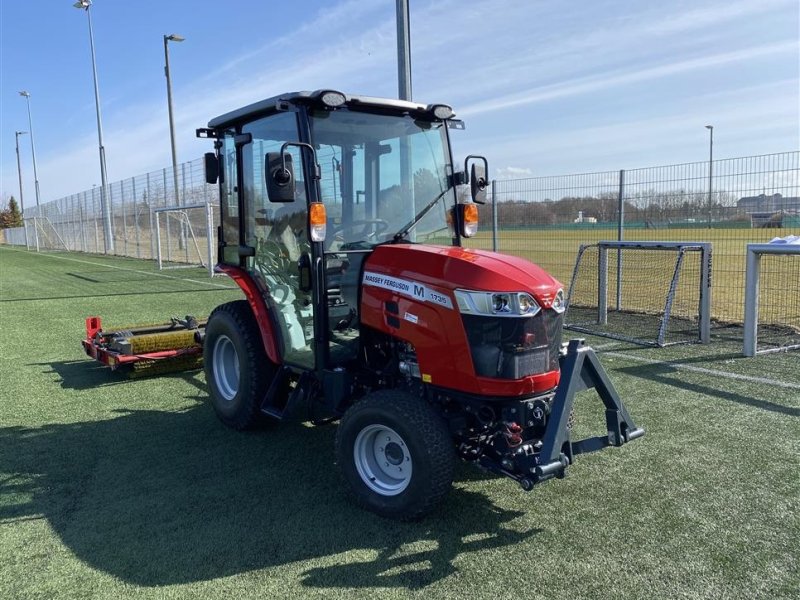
(392, 187), (451, 243)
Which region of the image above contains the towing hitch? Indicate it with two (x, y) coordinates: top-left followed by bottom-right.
(478, 338), (644, 489)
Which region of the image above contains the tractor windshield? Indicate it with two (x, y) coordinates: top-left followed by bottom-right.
(309, 109), (456, 250)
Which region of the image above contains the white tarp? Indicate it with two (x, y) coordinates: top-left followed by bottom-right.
(769, 235), (800, 245)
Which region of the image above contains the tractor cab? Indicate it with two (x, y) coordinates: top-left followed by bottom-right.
(199, 90), (484, 376)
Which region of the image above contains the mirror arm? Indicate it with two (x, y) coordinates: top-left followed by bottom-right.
(279, 142), (321, 181)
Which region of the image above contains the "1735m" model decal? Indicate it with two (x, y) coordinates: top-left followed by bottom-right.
(362, 271), (454, 309)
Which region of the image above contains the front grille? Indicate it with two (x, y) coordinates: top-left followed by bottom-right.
(462, 309), (563, 379)
(544, 310), (564, 368)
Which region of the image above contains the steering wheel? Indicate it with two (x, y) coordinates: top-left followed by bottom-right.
(332, 219), (390, 244)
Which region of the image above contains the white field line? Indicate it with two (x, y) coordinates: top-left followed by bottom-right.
(604, 351), (800, 391)
(2, 247), (236, 290)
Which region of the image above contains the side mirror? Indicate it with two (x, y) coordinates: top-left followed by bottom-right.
(464, 155), (489, 204)
(204, 152), (219, 184)
(266, 152), (296, 203)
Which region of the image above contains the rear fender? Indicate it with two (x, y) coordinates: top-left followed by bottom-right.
(216, 264), (281, 364)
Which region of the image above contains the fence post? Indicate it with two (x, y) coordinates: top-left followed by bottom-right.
(71, 195), (77, 251)
(120, 180), (128, 256)
(163, 168), (172, 263)
(70, 195), (76, 251)
(491, 179), (498, 252)
(205, 201), (215, 277)
(80, 193), (87, 252)
(182, 161), (189, 262)
(616, 169), (625, 311)
(132, 177), (141, 258)
(155, 208), (163, 270)
(108, 183), (116, 255)
(598, 244), (608, 325)
(147, 172), (155, 260)
(93, 188), (100, 252)
(34, 203), (40, 252)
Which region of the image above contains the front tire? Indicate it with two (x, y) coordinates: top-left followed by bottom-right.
(204, 300), (275, 430)
(335, 390), (456, 520)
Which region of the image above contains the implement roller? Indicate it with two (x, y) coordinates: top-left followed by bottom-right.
(81, 315), (206, 376)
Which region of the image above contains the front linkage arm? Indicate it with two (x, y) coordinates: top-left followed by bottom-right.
(493, 339), (645, 490)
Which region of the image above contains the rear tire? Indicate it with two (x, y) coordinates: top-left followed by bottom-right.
(335, 390), (455, 520)
(204, 300), (275, 430)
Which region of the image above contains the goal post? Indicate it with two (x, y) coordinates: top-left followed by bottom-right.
(743, 243), (800, 356)
(565, 241), (712, 347)
(154, 203), (215, 277)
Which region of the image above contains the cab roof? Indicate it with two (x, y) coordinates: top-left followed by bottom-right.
(207, 90), (447, 129)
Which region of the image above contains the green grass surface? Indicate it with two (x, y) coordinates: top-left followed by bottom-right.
(1, 245), (798, 599)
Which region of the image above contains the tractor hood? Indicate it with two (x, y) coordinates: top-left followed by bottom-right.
(363, 244), (563, 309)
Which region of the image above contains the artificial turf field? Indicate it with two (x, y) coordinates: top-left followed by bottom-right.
(0, 245), (797, 599)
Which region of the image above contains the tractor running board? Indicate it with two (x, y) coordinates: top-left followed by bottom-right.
(260, 367), (313, 421)
(528, 338), (644, 486)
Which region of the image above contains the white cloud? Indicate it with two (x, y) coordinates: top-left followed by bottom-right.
(467, 79), (799, 176)
(458, 40), (798, 117)
(495, 166), (533, 180)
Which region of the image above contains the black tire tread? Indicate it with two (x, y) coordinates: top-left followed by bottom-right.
(335, 389), (455, 521)
(204, 299), (273, 430)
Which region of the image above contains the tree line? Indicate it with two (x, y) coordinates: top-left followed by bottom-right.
(473, 189), (739, 226)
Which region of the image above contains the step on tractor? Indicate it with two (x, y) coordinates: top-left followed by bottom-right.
(195, 90), (644, 520)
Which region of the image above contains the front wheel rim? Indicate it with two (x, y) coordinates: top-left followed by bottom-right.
(212, 334), (239, 402)
(353, 424), (413, 496)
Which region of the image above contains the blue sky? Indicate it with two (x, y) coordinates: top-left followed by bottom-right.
(1, 0), (798, 205)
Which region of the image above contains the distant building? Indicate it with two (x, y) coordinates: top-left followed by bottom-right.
(737, 193), (800, 214)
(574, 210), (597, 224)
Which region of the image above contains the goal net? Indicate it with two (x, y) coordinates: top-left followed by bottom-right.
(565, 241), (712, 347)
(154, 203), (215, 276)
(743, 244), (800, 356)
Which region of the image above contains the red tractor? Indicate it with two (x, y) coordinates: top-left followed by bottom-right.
(196, 90), (643, 520)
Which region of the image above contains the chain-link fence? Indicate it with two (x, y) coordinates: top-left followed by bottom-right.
(467, 151), (799, 326)
(3, 157), (218, 265)
(3, 151), (798, 328)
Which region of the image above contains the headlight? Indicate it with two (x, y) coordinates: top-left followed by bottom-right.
(518, 293), (539, 315)
(455, 290), (541, 317)
(552, 289), (566, 314)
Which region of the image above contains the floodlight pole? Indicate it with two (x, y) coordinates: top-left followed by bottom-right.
(74, 0), (114, 254)
(705, 125), (713, 228)
(396, 0), (412, 101)
(396, 0), (414, 229)
(17, 92), (41, 217)
(14, 130), (32, 250)
(164, 34), (184, 207)
(164, 33), (186, 249)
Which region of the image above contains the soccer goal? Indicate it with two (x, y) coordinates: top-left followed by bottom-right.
(154, 203), (215, 276)
(565, 241), (712, 347)
(743, 243), (800, 356)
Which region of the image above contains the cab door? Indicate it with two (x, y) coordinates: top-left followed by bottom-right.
(237, 112), (316, 369)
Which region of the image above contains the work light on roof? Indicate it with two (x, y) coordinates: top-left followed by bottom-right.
(319, 90), (347, 108)
(428, 104), (454, 119)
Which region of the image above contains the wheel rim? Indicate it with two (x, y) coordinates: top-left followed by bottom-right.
(353, 424), (413, 496)
(212, 334), (239, 402)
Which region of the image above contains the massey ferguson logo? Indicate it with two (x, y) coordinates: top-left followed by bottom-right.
(363, 271), (453, 309)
